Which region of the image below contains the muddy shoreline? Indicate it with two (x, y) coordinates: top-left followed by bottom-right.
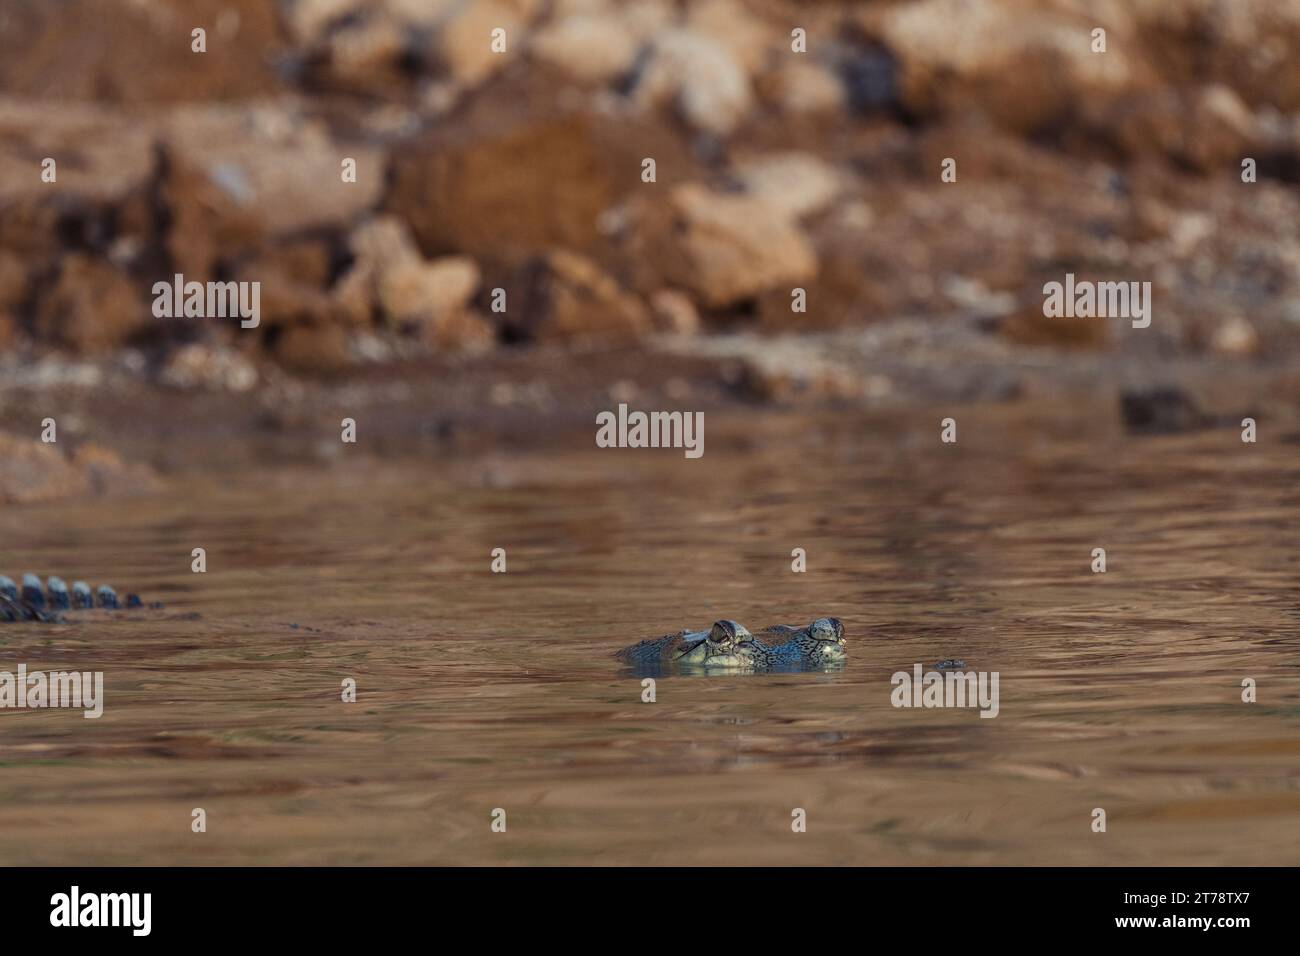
(3, 332), (1296, 509)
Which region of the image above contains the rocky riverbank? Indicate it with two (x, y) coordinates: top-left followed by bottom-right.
(3, 0), (1300, 502)
(3, 0), (1300, 375)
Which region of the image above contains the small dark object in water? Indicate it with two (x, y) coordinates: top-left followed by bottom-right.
(1120, 387), (1248, 434)
(1120, 387), (1206, 433)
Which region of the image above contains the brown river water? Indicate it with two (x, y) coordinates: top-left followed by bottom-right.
(1, 403), (1297, 865)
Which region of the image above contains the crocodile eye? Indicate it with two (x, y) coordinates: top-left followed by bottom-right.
(710, 620), (738, 646)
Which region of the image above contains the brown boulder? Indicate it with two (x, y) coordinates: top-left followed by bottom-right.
(1100, 85), (1257, 173)
(0, 435), (89, 505)
(422, 308), (496, 353)
(0, 0), (287, 104)
(0, 431), (159, 506)
(632, 29), (755, 135)
(378, 255), (481, 329)
(756, 253), (886, 332)
(998, 300), (1109, 349)
(622, 184), (818, 309)
(0, 251), (27, 311)
(529, 12), (642, 84)
(870, 0), (1139, 135)
(160, 106), (384, 279)
(36, 255), (147, 353)
(430, 0), (530, 86)
(505, 251), (649, 344)
(272, 322), (352, 376)
(0, 99), (159, 270)
(388, 114), (611, 265)
(159, 343), (260, 391)
(387, 111), (689, 269)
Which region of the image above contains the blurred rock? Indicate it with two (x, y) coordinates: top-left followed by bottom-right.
(379, 255), (481, 328)
(997, 301), (1109, 349)
(1123, 0), (1300, 112)
(1103, 84), (1257, 172)
(331, 264), (380, 327)
(159, 343), (260, 392)
(871, 0), (1135, 134)
(839, 42), (903, 116)
(0, 0), (287, 104)
(0, 431), (159, 506)
(530, 13), (640, 83)
(431, 0), (529, 86)
(0, 435), (91, 506)
(633, 29), (753, 135)
(36, 255), (147, 353)
(733, 152), (845, 221)
(161, 106), (384, 278)
(254, 238), (336, 289)
(388, 114), (622, 266)
(239, 262), (335, 330)
(649, 289), (701, 336)
(279, 0), (369, 45)
(1211, 316), (1259, 357)
(272, 322), (352, 375)
(508, 251), (649, 343)
(756, 252), (885, 332)
(685, 0), (774, 75)
(328, 216), (425, 329)
(71, 444), (162, 497)
(627, 184), (818, 308)
(0, 100), (159, 267)
(767, 60), (846, 115)
(1, 0), (1299, 387)
(423, 308), (497, 352)
(1120, 386), (1208, 434)
(350, 215), (422, 269)
(0, 251), (27, 312)
(315, 11), (411, 94)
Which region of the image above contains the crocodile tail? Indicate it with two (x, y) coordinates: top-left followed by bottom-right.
(21, 574), (45, 610)
(0, 592), (59, 622)
(47, 576), (71, 610)
(72, 582), (94, 608)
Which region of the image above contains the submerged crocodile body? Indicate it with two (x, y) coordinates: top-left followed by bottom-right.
(0, 574), (151, 623)
(617, 618), (847, 674)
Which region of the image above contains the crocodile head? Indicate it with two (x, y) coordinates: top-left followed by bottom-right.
(734, 617), (847, 669)
(674, 619), (754, 668)
(804, 617), (847, 665)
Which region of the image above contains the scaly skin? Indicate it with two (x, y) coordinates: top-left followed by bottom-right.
(616, 620), (750, 671)
(617, 618), (846, 673)
(0, 574), (149, 623)
(735, 618), (847, 671)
